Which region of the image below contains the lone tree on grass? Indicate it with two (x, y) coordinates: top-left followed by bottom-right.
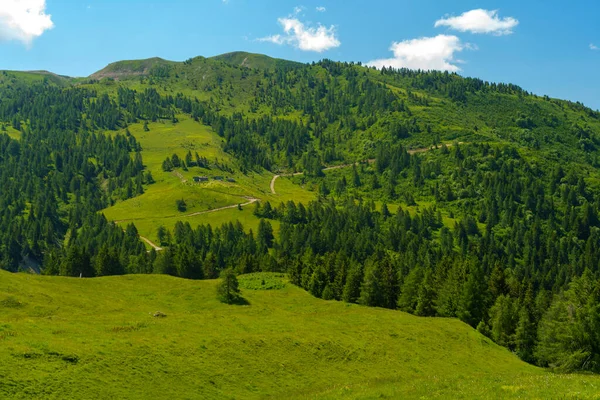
(217, 268), (241, 304)
(176, 199), (187, 212)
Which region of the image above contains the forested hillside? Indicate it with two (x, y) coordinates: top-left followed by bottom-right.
(1, 52), (600, 373)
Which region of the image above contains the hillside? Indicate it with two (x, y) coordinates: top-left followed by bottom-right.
(2, 53), (600, 376)
(210, 51), (304, 70)
(89, 57), (177, 80)
(1, 270), (598, 399)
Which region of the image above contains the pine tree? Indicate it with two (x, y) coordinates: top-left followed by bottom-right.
(515, 285), (537, 362)
(321, 284), (335, 300)
(352, 164), (361, 187)
(359, 261), (383, 307)
(153, 249), (176, 275)
(458, 261), (488, 327)
(342, 265), (363, 303)
(381, 203), (391, 219)
(398, 267), (423, 313)
(257, 220), (274, 251)
(488, 295), (516, 348)
(157, 226), (168, 246)
(203, 252), (219, 279)
(415, 268), (436, 316)
(217, 268), (241, 304)
(536, 270), (600, 372)
(308, 267), (327, 298)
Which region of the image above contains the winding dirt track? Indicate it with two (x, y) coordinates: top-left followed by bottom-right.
(140, 236), (163, 251)
(179, 198), (259, 218)
(270, 143), (458, 195)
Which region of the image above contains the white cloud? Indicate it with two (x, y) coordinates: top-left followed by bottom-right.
(591, 43), (599, 51)
(435, 9), (518, 35)
(316, 6), (326, 12)
(367, 35), (468, 72)
(258, 17), (340, 53)
(0, 0), (54, 45)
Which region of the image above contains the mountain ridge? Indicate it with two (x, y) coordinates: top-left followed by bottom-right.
(1, 52), (598, 113)
(87, 51), (303, 80)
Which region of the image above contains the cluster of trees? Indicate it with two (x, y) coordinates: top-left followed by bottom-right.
(150, 220), (277, 279)
(0, 79), (149, 271)
(252, 59), (405, 121)
(199, 110), (311, 171)
(117, 87), (177, 123)
(161, 151), (218, 172)
(43, 216), (147, 277)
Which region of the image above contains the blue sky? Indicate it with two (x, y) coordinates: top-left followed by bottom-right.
(0, 0), (598, 109)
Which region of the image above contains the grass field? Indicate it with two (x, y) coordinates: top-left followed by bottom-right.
(1, 270), (599, 399)
(101, 116), (312, 240)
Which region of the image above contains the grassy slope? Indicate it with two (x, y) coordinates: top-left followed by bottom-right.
(1, 270), (599, 399)
(0, 70), (72, 86)
(89, 57), (177, 80)
(210, 51), (304, 70)
(101, 116), (314, 241)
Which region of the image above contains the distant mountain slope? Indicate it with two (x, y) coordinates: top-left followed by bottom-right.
(88, 52), (303, 81)
(0, 69), (72, 86)
(210, 51), (304, 70)
(90, 57), (177, 80)
(1, 270), (598, 399)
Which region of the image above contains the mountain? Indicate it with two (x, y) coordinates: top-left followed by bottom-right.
(1, 270), (598, 399)
(88, 51), (302, 81)
(1, 53), (600, 380)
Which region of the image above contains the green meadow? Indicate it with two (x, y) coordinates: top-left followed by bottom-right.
(101, 116), (314, 241)
(1, 270), (599, 399)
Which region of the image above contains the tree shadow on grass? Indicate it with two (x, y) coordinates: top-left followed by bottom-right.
(220, 295), (250, 306)
(230, 296), (250, 306)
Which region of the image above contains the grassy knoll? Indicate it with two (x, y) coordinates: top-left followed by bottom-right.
(1, 271), (599, 399)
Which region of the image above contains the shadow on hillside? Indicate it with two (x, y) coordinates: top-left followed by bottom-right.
(220, 295), (250, 306)
(230, 296), (250, 306)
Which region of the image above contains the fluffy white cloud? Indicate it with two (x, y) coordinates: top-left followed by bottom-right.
(0, 0), (54, 45)
(316, 6), (326, 12)
(368, 35), (467, 72)
(258, 17), (340, 52)
(591, 43), (599, 51)
(435, 9), (518, 35)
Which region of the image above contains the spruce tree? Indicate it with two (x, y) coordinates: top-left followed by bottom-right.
(217, 268), (241, 304)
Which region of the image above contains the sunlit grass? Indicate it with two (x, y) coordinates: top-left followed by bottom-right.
(1, 271), (599, 399)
